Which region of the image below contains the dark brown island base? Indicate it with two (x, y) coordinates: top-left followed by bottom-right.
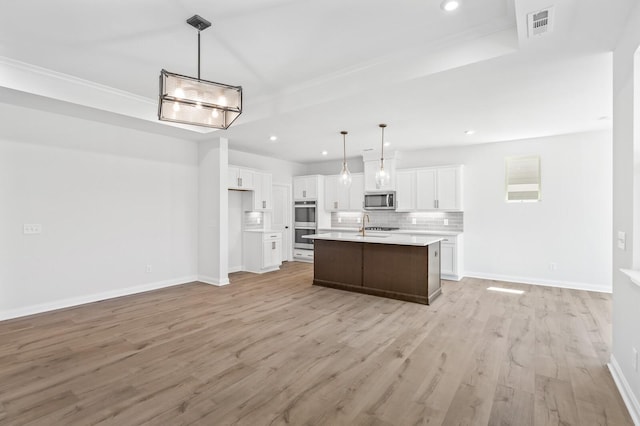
(305, 233), (443, 305)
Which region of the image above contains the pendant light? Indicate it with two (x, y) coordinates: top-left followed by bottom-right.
(158, 15), (243, 129)
(338, 131), (352, 188)
(375, 124), (390, 188)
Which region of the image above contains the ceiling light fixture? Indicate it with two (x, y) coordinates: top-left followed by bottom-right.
(465, 130), (475, 135)
(338, 131), (352, 188)
(441, 0), (460, 12)
(269, 135), (278, 141)
(158, 15), (243, 129)
(322, 150), (328, 156)
(375, 124), (390, 188)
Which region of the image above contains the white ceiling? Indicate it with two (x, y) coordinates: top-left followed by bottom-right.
(0, 0), (633, 163)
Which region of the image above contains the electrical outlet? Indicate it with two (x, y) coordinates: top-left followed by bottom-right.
(257, 217), (261, 224)
(549, 262), (557, 271)
(633, 347), (638, 372)
(23, 224), (42, 234)
(444, 219), (449, 226)
(357, 217), (361, 223)
(338, 217), (342, 223)
(412, 218), (417, 225)
(146, 265), (152, 273)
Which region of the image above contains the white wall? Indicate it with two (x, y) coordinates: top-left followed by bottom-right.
(611, 3), (640, 423)
(228, 149), (306, 185)
(396, 130), (612, 292)
(304, 156), (365, 175)
(0, 103), (199, 319)
(228, 191), (243, 272)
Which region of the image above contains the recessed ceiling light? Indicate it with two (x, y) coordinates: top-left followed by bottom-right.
(441, 0), (460, 12)
(384, 141), (391, 147)
(269, 135), (278, 141)
(322, 150), (328, 156)
(464, 130), (475, 135)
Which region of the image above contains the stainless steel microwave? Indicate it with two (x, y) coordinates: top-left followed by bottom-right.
(364, 192), (396, 210)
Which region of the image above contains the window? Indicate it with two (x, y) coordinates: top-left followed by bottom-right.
(505, 156), (541, 202)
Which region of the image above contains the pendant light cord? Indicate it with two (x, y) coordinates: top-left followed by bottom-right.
(379, 124), (386, 170)
(197, 30), (201, 80)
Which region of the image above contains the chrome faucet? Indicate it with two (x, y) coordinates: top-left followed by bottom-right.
(359, 213), (370, 236)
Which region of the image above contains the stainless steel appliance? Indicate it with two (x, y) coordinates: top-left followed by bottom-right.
(364, 192), (396, 210)
(294, 200), (317, 249)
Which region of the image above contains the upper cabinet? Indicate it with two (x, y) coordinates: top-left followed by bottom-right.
(400, 165), (463, 211)
(293, 175), (322, 200)
(364, 159), (396, 192)
(228, 166), (254, 190)
(324, 173), (364, 211)
(396, 170), (417, 212)
(253, 172), (273, 211)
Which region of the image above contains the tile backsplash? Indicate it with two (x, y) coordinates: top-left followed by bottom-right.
(331, 211), (463, 232)
(244, 211), (264, 229)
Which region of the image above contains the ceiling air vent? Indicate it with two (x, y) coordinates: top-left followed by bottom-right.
(527, 6), (554, 38)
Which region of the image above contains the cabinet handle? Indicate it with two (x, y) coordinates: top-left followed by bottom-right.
(434, 200), (437, 208)
(262, 200), (266, 209)
(237, 177), (241, 187)
(272, 241), (276, 250)
(334, 201), (338, 209)
(303, 190), (307, 198)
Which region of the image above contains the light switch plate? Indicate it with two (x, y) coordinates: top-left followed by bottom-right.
(617, 231), (626, 250)
(23, 224), (42, 234)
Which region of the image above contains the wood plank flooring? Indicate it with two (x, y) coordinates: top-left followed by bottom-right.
(0, 262), (632, 425)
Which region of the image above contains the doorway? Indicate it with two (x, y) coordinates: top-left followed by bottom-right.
(273, 184), (292, 261)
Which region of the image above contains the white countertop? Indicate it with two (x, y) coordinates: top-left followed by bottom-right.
(244, 229), (281, 234)
(304, 232), (443, 246)
(317, 228), (461, 236)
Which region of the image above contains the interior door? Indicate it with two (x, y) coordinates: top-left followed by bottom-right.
(273, 184), (292, 261)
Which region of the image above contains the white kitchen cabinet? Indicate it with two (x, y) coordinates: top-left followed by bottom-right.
(228, 166), (255, 190)
(432, 234), (463, 281)
(293, 175), (322, 200)
(364, 159), (396, 192)
(253, 172), (273, 211)
(324, 173), (364, 211)
(396, 170), (417, 212)
(415, 166), (463, 211)
(293, 248), (314, 263)
(243, 231), (282, 273)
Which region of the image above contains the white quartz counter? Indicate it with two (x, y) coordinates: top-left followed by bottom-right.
(317, 228), (461, 236)
(304, 232), (443, 246)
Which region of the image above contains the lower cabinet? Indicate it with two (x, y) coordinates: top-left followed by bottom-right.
(243, 231), (282, 273)
(294, 248), (314, 262)
(434, 234), (463, 281)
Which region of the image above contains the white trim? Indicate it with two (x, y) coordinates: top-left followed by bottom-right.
(463, 271), (611, 293)
(621, 269), (640, 289)
(198, 275), (230, 286)
(0, 276), (198, 321)
(608, 355), (640, 425)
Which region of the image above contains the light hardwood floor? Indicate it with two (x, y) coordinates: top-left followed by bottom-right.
(0, 262), (632, 425)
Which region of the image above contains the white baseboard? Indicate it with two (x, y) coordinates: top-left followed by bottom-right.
(608, 355), (640, 425)
(463, 271), (611, 293)
(198, 275), (230, 286)
(0, 275), (198, 321)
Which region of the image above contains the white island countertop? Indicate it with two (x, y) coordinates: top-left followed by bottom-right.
(303, 232), (443, 247)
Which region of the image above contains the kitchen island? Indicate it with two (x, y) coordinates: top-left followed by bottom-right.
(303, 232), (442, 304)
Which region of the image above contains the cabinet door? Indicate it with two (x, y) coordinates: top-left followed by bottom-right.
(437, 167), (461, 210)
(364, 161), (379, 192)
(261, 173), (272, 210)
(396, 170), (416, 212)
(273, 239), (282, 265)
(262, 240), (272, 268)
(293, 177), (305, 200)
(304, 176), (318, 199)
(228, 166), (239, 189)
(416, 169), (437, 210)
(324, 175), (340, 211)
(349, 174), (365, 210)
(440, 243), (456, 276)
(237, 168), (254, 190)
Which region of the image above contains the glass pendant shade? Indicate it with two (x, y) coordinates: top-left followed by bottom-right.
(338, 131), (352, 188)
(159, 70), (242, 129)
(375, 123), (390, 188)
